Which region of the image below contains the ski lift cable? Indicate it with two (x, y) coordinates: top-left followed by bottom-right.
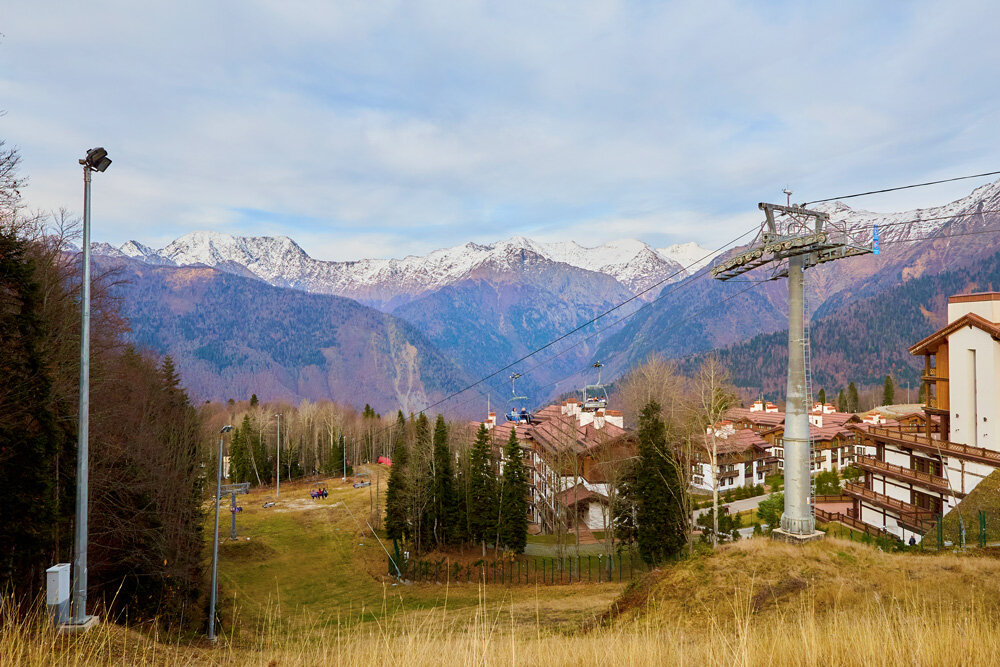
(520, 279), (766, 403)
(355, 275), (769, 450)
(803, 170), (1000, 205)
(413, 225), (761, 415)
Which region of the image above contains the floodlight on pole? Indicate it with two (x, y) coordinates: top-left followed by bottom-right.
(68, 147), (111, 632)
(711, 198), (872, 541)
(208, 424), (233, 642)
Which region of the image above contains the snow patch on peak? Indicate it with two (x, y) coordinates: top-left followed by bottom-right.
(657, 242), (713, 272)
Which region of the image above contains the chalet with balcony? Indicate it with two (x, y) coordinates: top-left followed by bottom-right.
(850, 292), (1000, 542)
(758, 407), (863, 474)
(484, 399), (632, 534)
(693, 423), (777, 491)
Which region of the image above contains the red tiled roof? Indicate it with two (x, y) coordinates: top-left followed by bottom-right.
(706, 428), (771, 455)
(557, 484), (607, 507)
(725, 407), (786, 426)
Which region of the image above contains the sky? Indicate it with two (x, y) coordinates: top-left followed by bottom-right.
(2, 1), (1000, 261)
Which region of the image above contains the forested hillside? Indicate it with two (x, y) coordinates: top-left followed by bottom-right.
(98, 258), (473, 414)
(680, 248), (1000, 395)
(0, 145), (206, 627)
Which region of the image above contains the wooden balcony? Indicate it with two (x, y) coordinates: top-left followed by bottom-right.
(814, 508), (904, 541)
(854, 455), (961, 497)
(867, 426), (1000, 467)
(843, 483), (936, 533)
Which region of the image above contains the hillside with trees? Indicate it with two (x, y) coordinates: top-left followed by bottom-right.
(93, 257), (474, 415)
(0, 145), (206, 628)
(679, 247), (1000, 398)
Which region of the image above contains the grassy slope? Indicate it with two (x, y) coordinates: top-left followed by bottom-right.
(213, 466), (622, 640)
(942, 468), (1000, 545)
(9, 487), (1000, 665)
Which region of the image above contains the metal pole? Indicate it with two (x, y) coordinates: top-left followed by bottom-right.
(276, 414), (281, 498)
(208, 434), (224, 641)
(71, 164), (92, 624)
(780, 254), (815, 535)
(342, 434), (346, 481)
(230, 492), (237, 540)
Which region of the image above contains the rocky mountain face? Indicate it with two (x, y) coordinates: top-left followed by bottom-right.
(94, 257), (472, 414)
(96, 233), (708, 309)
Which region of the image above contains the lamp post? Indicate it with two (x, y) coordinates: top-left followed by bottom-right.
(208, 425), (233, 642)
(70, 147), (111, 629)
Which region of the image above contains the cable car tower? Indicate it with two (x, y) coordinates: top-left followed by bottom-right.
(505, 373), (533, 424)
(582, 361), (609, 411)
(711, 194), (871, 541)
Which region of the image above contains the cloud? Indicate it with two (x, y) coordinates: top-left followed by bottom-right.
(3, 1), (1000, 259)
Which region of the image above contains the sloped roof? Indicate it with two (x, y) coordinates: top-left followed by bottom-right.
(909, 312), (1000, 355)
(707, 428), (771, 455)
(557, 484), (608, 507)
(725, 407), (786, 426)
(530, 412), (629, 458)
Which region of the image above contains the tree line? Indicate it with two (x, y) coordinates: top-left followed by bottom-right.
(0, 143), (205, 628)
(385, 415), (529, 556)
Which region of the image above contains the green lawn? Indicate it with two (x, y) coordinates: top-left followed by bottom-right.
(209, 467), (624, 640)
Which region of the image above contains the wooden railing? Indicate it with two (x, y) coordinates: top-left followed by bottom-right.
(853, 456), (957, 496)
(843, 483), (935, 518)
(812, 494), (851, 504)
(814, 508), (904, 541)
(868, 427), (1000, 466)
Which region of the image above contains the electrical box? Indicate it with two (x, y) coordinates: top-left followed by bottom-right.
(46, 563), (71, 624)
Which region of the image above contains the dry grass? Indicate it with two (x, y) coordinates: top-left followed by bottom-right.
(9, 537), (1000, 665)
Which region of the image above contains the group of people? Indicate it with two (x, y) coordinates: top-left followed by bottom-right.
(310, 487), (329, 500)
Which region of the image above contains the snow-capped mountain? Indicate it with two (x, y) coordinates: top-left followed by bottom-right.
(93, 233), (711, 307)
(812, 178), (1000, 244)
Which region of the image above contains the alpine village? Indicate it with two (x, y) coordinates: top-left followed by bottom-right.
(4, 4), (1000, 666)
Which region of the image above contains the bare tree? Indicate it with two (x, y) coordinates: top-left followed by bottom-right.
(690, 356), (736, 548)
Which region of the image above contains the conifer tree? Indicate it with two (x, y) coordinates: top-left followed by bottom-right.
(837, 388), (847, 412)
(635, 401), (686, 564)
(818, 388), (826, 405)
(847, 382), (859, 412)
(228, 421), (251, 483)
(385, 431), (410, 542)
(498, 427), (528, 553)
(249, 393), (259, 407)
(410, 413), (434, 552)
(0, 229), (62, 590)
(468, 424), (498, 553)
(882, 375), (895, 406)
(431, 414), (457, 546)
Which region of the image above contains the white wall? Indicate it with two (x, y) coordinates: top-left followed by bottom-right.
(948, 326), (1000, 452)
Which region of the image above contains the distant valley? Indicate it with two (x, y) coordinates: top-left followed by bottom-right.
(91, 179), (1000, 413)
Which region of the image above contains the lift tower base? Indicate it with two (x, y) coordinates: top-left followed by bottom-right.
(771, 528), (825, 544)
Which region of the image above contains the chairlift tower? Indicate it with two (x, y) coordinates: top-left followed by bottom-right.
(711, 196), (871, 540)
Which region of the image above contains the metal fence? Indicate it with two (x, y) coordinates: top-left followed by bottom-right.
(393, 552), (648, 585)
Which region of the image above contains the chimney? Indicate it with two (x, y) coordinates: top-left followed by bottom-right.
(486, 411), (496, 429)
(605, 410), (624, 428)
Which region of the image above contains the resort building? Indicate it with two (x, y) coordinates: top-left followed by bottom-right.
(483, 399), (632, 535)
(850, 292), (1000, 542)
(692, 422), (777, 491)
